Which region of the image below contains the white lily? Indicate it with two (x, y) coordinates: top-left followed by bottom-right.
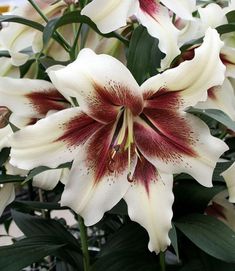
(9, 28), (227, 253)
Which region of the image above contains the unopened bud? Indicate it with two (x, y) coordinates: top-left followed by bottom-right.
(0, 107), (11, 128)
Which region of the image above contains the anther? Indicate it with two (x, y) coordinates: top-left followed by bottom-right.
(127, 172), (133, 183)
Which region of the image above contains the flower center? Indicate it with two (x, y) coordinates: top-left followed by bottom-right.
(109, 109), (134, 181)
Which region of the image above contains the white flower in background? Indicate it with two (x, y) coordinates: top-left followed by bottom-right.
(0, 0), (69, 66)
(221, 162), (235, 203)
(206, 190), (235, 232)
(9, 29), (227, 253)
(81, 0), (196, 68)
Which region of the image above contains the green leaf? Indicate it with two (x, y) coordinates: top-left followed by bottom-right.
(127, 25), (161, 84)
(42, 11), (128, 46)
(226, 11), (235, 24)
(12, 200), (68, 211)
(11, 210), (83, 268)
(43, 17), (60, 47)
(91, 251), (159, 271)
(217, 23), (235, 35)
(0, 236), (65, 271)
(0, 15), (44, 32)
(0, 148), (10, 166)
(169, 224), (179, 261)
(174, 181), (224, 214)
(0, 174), (24, 184)
(24, 162), (71, 183)
(11, 210), (78, 248)
(188, 108), (235, 131)
(0, 50), (10, 57)
(175, 214), (235, 262)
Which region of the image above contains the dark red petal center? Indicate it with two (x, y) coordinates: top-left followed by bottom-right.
(26, 89), (68, 116)
(139, 0), (159, 15)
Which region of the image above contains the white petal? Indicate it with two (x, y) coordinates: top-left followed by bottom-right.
(0, 77), (67, 118)
(196, 78), (235, 121)
(9, 50), (29, 66)
(141, 28), (225, 109)
(0, 57), (20, 78)
(47, 48), (142, 123)
(161, 0), (196, 20)
(124, 160), (174, 253)
(134, 113), (228, 187)
(198, 3), (227, 31)
(61, 125), (136, 225)
(10, 108), (100, 170)
(62, 157), (131, 226)
(136, 5), (180, 69)
(0, 125), (12, 151)
(81, 0), (137, 33)
(221, 45), (235, 79)
(0, 183), (15, 217)
(33, 168), (64, 190)
(221, 162), (235, 203)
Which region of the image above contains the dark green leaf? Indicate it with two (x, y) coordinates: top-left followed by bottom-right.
(169, 224), (179, 261)
(42, 11), (128, 46)
(0, 15), (44, 32)
(0, 174), (24, 184)
(0, 236), (65, 271)
(217, 23), (235, 35)
(0, 50), (10, 57)
(91, 250), (159, 271)
(127, 25), (161, 84)
(98, 223), (149, 257)
(24, 162), (71, 183)
(173, 181), (225, 218)
(12, 200), (68, 211)
(11, 210), (82, 267)
(175, 214), (235, 262)
(43, 17), (60, 47)
(0, 148), (10, 166)
(226, 11), (235, 24)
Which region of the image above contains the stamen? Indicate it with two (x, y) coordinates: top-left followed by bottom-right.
(127, 172), (134, 183)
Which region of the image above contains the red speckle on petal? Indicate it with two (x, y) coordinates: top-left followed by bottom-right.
(144, 88), (184, 110)
(26, 89), (68, 116)
(134, 110), (197, 166)
(57, 112), (103, 147)
(133, 155), (158, 195)
(139, 0), (159, 16)
(89, 82), (143, 123)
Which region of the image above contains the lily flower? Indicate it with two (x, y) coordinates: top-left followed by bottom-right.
(9, 28), (227, 253)
(0, 1), (69, 66)
(81, 0), (196, 68)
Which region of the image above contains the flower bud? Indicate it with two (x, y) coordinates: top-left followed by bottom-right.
(0, 107), (11, 128)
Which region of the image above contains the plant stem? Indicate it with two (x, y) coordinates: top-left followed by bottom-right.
(78, 216), (90, 271)
(27, 0), (71, 52)
(160, 251), (166, 271)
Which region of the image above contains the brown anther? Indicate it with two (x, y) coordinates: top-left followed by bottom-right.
(127, 172), (133, 183)
(113, 144), (120, 152)
(107, 159), (115, 173)
(0, 107), (11, 128)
